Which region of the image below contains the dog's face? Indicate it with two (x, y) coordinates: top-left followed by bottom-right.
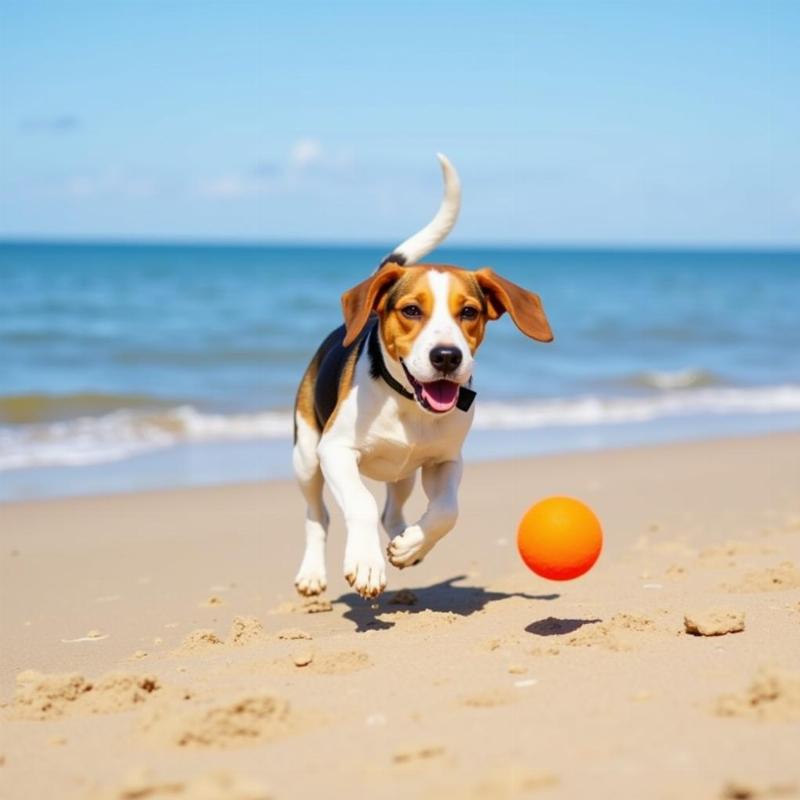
(342, 264), (553, 414)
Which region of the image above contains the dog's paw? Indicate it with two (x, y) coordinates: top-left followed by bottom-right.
(344, 547), (386, 599)
(294, 564), (327, 597)
(387, 525), (433, 569)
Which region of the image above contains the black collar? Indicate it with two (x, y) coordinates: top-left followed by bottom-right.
(367, 324), (476, 412)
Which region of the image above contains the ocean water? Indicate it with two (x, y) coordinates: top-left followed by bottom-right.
(1, 242), (799, 500)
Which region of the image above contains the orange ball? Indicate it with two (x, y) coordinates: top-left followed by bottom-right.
(517, 496), (603, 581)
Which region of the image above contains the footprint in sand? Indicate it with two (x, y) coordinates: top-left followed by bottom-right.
(139, 692), (294, 748)
(8, 670), (172, 721)
(282, 650), (371, 675)
(714, 666), (800, 722)
(87, 769), (270, 800)
(171, 616), (267, 656)
(724, 562), (800, 593)
(526, 614), (662, 652)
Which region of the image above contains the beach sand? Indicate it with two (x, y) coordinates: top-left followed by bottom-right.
(1, 433), (799, 799)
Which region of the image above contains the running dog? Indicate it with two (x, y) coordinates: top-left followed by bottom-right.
(293, 154), (553, 598)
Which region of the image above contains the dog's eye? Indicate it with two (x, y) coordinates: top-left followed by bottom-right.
(401, 305), (423, 319)
(460, 306), (479, 320)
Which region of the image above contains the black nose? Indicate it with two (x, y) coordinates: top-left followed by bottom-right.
(429, 346), (462, 374)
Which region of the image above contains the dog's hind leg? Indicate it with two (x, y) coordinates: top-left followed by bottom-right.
(381, 473), (416, 539)
(293, 416), (330, 596)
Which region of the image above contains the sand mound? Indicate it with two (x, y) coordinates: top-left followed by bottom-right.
(292, 651), (314, 667)
(726, 562), (800, 593)
(228, 616), (266, 647)
(277, 628), (312, 640)
(11, 670), (162, 721)
(174, 629), (225, 654)
(140, 693), (291, 748)
(88, 769), (270, 800)
(684, 608), (745, 636)
(715, 667), (800, 721)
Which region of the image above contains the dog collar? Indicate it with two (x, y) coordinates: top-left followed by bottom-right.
(367, 325), (476, 412)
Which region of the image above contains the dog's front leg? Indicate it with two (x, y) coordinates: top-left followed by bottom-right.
(318, 443), (386, 599)
(387, 459), (462, 568)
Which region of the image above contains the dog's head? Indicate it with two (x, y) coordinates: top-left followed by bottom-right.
(341, 264), (553, 414)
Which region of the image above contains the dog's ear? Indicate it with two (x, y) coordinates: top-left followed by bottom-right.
(341, 265), (404, 346)
(474, 268), (553, 342)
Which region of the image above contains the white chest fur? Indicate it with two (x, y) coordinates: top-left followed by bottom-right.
(321, 352), (473, 482)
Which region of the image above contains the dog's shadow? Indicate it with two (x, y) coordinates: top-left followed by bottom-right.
(333, 574), (559, 632)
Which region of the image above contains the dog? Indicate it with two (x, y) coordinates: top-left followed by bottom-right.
(293, 154), (553, 599)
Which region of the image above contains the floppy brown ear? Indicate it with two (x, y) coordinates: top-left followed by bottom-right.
(474, 268), (553, 342)
(341, 265), (404, 346)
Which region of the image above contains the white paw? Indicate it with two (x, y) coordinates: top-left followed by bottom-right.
(387, 525), (433, 568)
(344, 546), (387, 599)
(294, 561), (327, 597)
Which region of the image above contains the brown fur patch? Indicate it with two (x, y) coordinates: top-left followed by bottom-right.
(379, 268), (433, 362)
(294, 357), (321, 440)
(379, 265), (490, 358)
(447, 269), (488, 353)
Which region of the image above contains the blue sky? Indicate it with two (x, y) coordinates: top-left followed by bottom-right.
(1, 1), (797, 246)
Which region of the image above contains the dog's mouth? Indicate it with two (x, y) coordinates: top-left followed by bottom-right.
(400, 361), (460, 414)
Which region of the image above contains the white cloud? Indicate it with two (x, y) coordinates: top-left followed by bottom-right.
(289, 138), (323, 169)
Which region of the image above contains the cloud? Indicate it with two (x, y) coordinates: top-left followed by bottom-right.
(289, 138), (323, 169)
(198, 138), (350, 200)
(20, 115), (80, 134)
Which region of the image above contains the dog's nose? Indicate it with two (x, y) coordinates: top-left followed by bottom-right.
(429, 346), (462, 375)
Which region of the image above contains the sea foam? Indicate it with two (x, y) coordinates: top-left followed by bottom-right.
(2, 385), (799, 471)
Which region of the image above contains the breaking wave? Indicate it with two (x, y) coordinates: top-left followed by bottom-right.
(2, 385), (800, 471)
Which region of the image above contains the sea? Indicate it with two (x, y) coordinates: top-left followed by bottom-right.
(1, 242), (798, 502)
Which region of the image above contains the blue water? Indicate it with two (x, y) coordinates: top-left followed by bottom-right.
(1, 242), (799, 500)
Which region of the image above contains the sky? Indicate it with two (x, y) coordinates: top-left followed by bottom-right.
(0, 1), (798, 247)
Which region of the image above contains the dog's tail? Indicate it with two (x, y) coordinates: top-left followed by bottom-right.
(378, 153), (461, 269)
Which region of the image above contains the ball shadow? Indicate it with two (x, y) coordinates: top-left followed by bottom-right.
(525, 616), (602, 636)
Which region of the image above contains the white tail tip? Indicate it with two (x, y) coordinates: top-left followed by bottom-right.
(379, 153), (461, 268)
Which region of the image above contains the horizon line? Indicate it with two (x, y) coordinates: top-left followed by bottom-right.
(1, 235), (799, 255)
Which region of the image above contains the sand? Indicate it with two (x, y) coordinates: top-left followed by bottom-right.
(1, 432), (799, 799)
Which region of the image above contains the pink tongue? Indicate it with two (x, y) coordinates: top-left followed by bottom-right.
(420, 380), (460, 412)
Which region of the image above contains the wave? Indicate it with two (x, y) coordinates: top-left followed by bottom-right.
(616, 368), (723, 390)
(1, 385), (800, 471)
(0, 392), (175, 425)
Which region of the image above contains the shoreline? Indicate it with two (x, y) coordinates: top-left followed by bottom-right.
(2, 415), (799, 504)
(1, 431), (799, 799)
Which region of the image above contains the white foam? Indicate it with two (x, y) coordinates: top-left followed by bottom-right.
(1, 385), (799, 472)
(473, 385), (800, 430)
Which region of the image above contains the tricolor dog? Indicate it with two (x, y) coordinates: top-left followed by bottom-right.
(293, 155), (553, 599)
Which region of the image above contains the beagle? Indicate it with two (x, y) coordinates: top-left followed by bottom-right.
(293, 155), (553, 599)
